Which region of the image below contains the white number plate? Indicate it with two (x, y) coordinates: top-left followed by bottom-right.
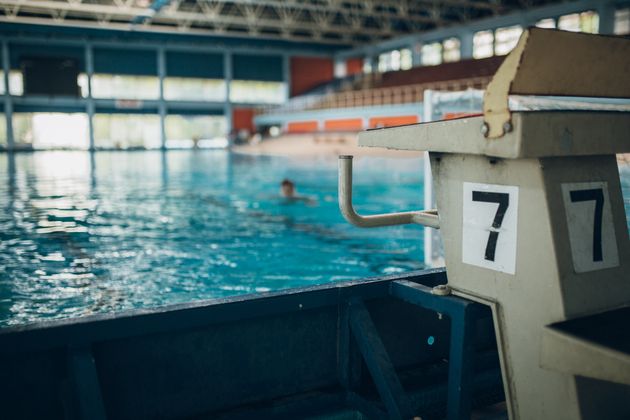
(561, 182), (619, 273)
(462, 182), (519, 275)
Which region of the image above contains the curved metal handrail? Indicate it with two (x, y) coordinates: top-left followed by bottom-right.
(338, 155), (439, 229)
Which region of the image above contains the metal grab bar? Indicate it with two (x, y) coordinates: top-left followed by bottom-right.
(338, 155), (440, 229)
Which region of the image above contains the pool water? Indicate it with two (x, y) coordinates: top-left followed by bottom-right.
(1, 151), (629, 327)
(0, 151), (428, 326)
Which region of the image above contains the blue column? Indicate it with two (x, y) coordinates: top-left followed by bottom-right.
(283, 53), (291, 100)
(85, 43), (95, 151)
(598, 1), (616, 35)
(224, 51), (233, 137)
(411, 41), (422, 67)
(157, 47), (167, 150)
(2, 40), (14, 151)
(460, 31), (474, 60)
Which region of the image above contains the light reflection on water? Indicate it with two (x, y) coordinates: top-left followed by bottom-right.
(1, 152), (629, 327)
(0, 151), (428, 326)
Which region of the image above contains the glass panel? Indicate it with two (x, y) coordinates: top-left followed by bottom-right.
(81, 74), (160, 100)
(163, 78), (226, 101)
(377, 51), (391, 73)
(389, 50), (401, 71)
(558, 13), (581, 32)
(0, 114), (6, 148)
(615, 8), (630, 35)
(579, 11), (599, 33)
(165, 115), (227, 149)
(94, 114), (161, 149)
(13, 113), (88, 150)
(0, 71), (24, 96)
(421, 42), (442, 66)
(495, 25), (523, 56)
(473, 30), (494, 59)
(399, 49), (413, 70)
(442, 37), (461, 63)
(536, 18), (556, 29)
(229, 80), (286, 104)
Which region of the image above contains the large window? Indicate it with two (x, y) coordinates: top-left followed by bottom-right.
(494, 26), (523, 56)
(13, 113), (88, 149)
(165, 115), (227, 149)
(0, 71), (24, 96)
(442, 38), (461, 63)
(229, 81), (285, 104)
(164, 78), (226, 101)
(78, 74), (160, 100)
(400, 49), (413, 70)
(536, 18), (556, 29)
(0, 114), (6, 148)
(473, 30), (494, 59)
(615, 8), (630, 35)
(421, 43), (442, 66)
(558, 11), (599, 33)
(94, 114), (161, 149)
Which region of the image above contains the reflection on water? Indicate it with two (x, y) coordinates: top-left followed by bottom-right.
(0, 151), (428, 326)
(1, 152), (630, 327)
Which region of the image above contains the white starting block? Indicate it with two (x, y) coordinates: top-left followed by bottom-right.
(339, 28), (630, 419)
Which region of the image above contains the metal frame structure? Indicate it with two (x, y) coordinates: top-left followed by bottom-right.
(0, 269), (504, 419)
(0, 0), (568, 45)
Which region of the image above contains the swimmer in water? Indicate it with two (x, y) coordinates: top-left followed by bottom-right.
(280, 178), (317, 205)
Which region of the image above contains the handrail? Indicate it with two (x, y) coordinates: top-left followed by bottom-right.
(338, 155), (439, 229)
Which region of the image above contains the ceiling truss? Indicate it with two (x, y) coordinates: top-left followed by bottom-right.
(0, 0), (563, 45)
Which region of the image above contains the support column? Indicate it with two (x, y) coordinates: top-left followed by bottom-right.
(223, 51), (233, 137)
(157, 47), (167, 150)
(2, 40), (14, 151)
(283, 53), (291, 100)
(411, 41), (422, 67)
(85, 43), (95, 152)
(460, 31), (474, 60)
(597, 1), (616, 35)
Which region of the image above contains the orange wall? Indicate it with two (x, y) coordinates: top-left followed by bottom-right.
(290, 57), (334, 97)
(287, 121), (319, 133)
(368, 116), (419, 129)
(346, 58), (363, 76)
(232, 108), (255, 133)
(324, 118), (363, 132)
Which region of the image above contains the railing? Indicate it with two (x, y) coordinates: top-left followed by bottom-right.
(257, 76), (492, 116)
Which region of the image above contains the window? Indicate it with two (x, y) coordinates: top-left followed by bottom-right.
(615, 8), (630, 35)
(442, 38), (461, 63)
(495, 26), (523, 56)
(165, 115), (227, 149)
(473, 30), (494, 59)
(400, 49), (413, 70)
(421, 43), (442, 66)
(558, 11), (599, 33)
(229, 81), (286, 104)
(93, 114), (161, 149)
(79, 74), (160, 100)
(536, 18), (556, 29)
(0, 114), (6, 148)
(13, 113), (89, 149)
(378, 51), (392, 72)
(163, 78), (226, 101)
(0, 71), (24, 96)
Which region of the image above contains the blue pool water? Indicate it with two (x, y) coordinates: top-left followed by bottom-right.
(1, 151), (629, 327)
(0, 151), (428, 326)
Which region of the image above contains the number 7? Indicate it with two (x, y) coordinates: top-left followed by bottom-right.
(472, 191), (510, 262)
(569, 188), (604, 262)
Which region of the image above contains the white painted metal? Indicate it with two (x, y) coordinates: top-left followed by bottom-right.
(338, 155), (439, 229)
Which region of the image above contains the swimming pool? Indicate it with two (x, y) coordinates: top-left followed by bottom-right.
(1, 151), (629, 327)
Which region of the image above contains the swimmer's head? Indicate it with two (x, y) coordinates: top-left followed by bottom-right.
(281, 179), (295, 198)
